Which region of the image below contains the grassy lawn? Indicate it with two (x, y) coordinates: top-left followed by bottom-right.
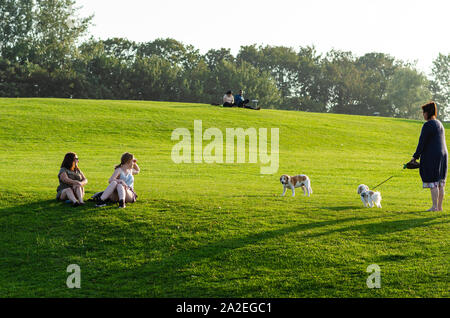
(0, 98), (448, 297)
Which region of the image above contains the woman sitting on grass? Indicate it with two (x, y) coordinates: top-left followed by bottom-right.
(57, 152), (88, 207)
(96, 152), (140, 209)
(223, 90), (235, 107)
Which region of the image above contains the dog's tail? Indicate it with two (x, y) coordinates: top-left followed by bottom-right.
(305, 177), (313, 196)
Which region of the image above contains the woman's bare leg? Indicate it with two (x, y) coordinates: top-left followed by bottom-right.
(73, 186), (85, 204)
(124, 188), (136, 203)
(438, 185), (445, 211)
(429, 187), (439, 211)
(100, 181), (118, 201)
(116, 184), (126, 202)
(61, 188), (78, 204)
(116, 186), (135, 208)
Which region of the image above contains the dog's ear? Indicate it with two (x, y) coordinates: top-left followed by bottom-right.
(357, 185), (366, 194)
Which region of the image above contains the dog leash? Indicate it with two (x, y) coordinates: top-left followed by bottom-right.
(371, 160), (420, 190)
(371, 176), (394, 190)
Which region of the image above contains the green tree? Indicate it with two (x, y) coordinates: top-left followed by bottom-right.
(205, 60), (281, 108)
(205, 48), (234, 70)
(386, 66), (432, 119)
(102, 38), (137, 64)
(129, 56), (181, 101)
(178, 59), (209, 103)
(76, 39), (133, 99)
(322, 50), (366, 114)
(30, 0), (92, 70)
(237, 45), (299, 100)
(430, 53), (450, 119)
(0, 0), (93, 97)
(356, 52), (397, 116)
(137, 38), (201, 71)
(0, 0), (33, 61)
(291, 46), (328, 112)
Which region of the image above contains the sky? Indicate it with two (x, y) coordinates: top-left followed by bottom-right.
(76, 0), (449, 74)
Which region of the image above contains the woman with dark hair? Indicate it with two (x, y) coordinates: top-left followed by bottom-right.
(223, 90), (235, 107)
(96, 152), (140, 209)
(57, 152), (88, 207)
(408, 102), (448, 211)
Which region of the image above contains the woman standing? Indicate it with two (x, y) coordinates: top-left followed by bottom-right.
(96, 152), (140, 208)
(57, 152), (88, 207)
(409, 102), (448, 211)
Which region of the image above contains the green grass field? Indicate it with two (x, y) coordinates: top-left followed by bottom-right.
(0, 98), (448, 297)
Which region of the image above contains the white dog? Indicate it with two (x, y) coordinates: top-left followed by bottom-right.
(280, 174), (313, 197)
(357, 184), (382, 208)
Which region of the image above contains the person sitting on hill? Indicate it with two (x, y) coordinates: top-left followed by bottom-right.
(56, 152), (88, 207)
(234, 90), (250, 108)
(96, 152), (140, 209)
(223, 90), (235, 107)
(234, 89), (260, 110)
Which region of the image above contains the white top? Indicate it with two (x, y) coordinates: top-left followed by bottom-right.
(223, 94), (234, 104)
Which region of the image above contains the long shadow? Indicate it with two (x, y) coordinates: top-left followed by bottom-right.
(304, 217), (448, 238)
(2, 198), (446, 296)
(0, 200), (375, 290)
(122, 216), (377, 286)
(0, 199), (99, 217)
(230, 194), (278, 198)
(121, 214), (448, 292)
(0, 197), (187, 217)
(321, 205), (362, 211)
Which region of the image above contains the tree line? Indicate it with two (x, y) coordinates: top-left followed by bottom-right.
(1, 0), (448, 119)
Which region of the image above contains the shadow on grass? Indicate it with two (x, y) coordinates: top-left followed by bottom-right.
(0, 199), (101, 217)
(1, 198), (446, 296)
(231, 194), (278, 198)
(375, 254), (410, 262)
(126, 216), (376, 289)
(321, 205), (361, 211)
(0, 197), (182, 217)
(126, 215), (448, 295)
(305, 217), (448, 238)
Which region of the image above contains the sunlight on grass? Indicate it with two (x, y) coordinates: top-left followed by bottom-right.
(0, 98), (448, 297)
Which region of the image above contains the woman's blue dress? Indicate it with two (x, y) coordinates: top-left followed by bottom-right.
(413, 119), (448, 183)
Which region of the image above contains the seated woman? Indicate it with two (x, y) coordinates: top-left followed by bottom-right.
(56, 152), (88, 207)
(96, 152), (140, 208)
(223, 90), (235, 107)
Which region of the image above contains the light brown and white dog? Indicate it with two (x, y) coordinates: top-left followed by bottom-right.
(280, 174), (313, 197)
(357, 184), (382, 208)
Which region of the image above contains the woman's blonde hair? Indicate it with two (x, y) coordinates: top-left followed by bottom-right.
(115, 152), (134, 169)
